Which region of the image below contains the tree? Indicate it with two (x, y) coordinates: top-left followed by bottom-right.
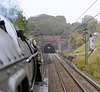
(88, 19), (98, 34)
(28, 14), (68, 36)
(82, 15), (93, 23)
(56, 16), (66, 23)
(15, 12), (29, 35)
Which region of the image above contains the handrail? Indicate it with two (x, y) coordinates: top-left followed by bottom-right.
(25, 52), (38, 63)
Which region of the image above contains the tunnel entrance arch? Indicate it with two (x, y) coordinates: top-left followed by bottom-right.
(38, 36), (61, 53)
(44, 43), (55, 53)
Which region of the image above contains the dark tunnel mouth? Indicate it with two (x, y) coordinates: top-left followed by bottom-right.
(43, 44), (55, 53)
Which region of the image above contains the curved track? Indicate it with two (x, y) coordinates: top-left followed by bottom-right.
(44, 54), (100, 92)
(55, 54), (100, 92)
(52, 54), (86, 92)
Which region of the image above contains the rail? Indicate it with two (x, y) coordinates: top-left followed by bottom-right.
(54, 54), (86, 92)
(57, 53), (100, 91)
(52, 55), (67, 92)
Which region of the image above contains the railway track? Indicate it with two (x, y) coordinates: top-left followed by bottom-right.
(51, 54), (86, 92)
(45, 54), (100, 92)
(52, 55), (67, 92)
(47, 54), (64, 92)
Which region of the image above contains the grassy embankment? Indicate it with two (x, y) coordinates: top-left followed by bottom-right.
(70, 36), (100, 80)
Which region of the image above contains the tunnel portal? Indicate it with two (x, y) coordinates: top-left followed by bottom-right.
(44, 44), (55, 53)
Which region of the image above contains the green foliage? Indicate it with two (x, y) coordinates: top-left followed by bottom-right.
(88, 19), (98, 34)
(82, 15), (93, 23)
(73, 58), (85, 70)
(73, 55), (100, 79)
(75, 37), (84, 46)
(84, 57), (100, 79)
(56, 16), (66, 23)
(72, 36), (100, 79)
(0, 1), (30, 36)
(28, 14), (69, 36)
(15, 12), (29, 35)
(69, 32), (84, 51)
(67, 16), (99, 53)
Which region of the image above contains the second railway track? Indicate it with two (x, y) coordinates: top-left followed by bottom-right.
(45, 53), (100, 92)
(51, 54), (86, 92)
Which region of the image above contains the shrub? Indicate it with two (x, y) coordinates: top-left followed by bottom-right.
(73, 57), (85, 70)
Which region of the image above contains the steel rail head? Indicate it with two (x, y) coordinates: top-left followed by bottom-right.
(54, 54), (86, 92)
(51, 54), (67, 92)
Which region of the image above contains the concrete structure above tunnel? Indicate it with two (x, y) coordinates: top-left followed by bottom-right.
(38, 36), (61, 53)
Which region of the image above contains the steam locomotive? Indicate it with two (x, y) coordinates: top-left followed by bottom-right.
(0, 14), (42, 92)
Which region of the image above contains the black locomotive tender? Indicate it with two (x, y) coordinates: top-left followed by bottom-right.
(0, 14), (43, 92)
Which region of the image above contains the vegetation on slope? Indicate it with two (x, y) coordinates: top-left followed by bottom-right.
(28, 14), (70, 36)
(71, 36), (100, 80)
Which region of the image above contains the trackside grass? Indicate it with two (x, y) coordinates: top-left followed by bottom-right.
(71, 36), (100, 80)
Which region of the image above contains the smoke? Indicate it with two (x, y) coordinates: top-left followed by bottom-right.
(0, 0), (21, 19)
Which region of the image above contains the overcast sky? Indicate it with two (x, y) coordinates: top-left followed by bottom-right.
(17, 0), (100, 23)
